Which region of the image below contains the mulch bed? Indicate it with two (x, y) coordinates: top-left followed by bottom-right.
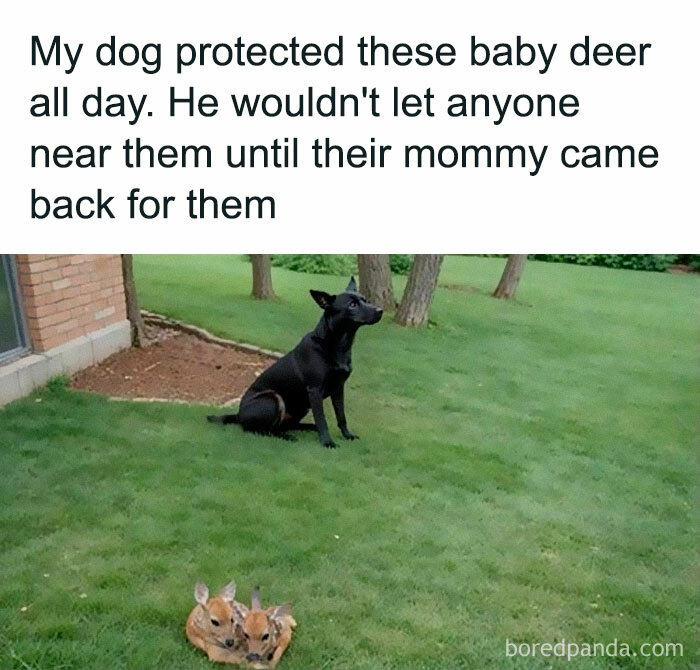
(70, 323), (276, 405)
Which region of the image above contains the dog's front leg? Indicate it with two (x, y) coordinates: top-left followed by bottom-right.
(331, 386), (358, 440)
(307, 387), (337, 448)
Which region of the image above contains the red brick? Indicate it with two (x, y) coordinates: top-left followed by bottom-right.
(41, 269), (62, 283)
(15, 253), (126, 351)
(22, 282), (53, 298)
(24, 294), (63, 313)
(31, 310), (72, 328)
(63, 326), (87, 341)
(28, 259), (60, 273)
(17, 269), (44, 287)
(62, 286), (81, 300)
(52, 278), (72, 291)
(33, 335), (63, 352)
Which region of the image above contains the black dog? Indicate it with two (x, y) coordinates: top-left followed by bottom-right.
(207, 277), (382, 448)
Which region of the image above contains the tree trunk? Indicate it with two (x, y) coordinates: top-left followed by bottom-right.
(493, 254), (527, 299)
(357, 255), (396, 311)
(250, 255), (277, 299)
(121, 254), (146, 347)
(395, 255), (444, 327)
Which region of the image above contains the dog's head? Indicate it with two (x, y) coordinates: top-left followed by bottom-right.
(234, 587), (292, 664)
(310, 277), (383, 327)
(192, 581), (241, 651)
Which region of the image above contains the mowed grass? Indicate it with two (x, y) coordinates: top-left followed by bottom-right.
(0, 255), (697, 669)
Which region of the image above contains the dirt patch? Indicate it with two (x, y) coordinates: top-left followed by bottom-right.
(70, 323), (277, 405)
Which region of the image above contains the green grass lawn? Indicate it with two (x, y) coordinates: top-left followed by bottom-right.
(1, 256), (697, 669)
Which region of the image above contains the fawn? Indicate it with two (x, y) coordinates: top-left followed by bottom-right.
(186, 581), (244, 664)
(233, 587), (297, 668)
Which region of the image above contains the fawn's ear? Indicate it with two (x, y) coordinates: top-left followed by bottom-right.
(310, 290), (334, 309)
(346, 276), (357, 292)
(251, 586), (262, 610)
(267, 603), (292, 622)
(194, 582), (209, 607)
(233, 601), (249, 622)
(219, 581), (236, 604)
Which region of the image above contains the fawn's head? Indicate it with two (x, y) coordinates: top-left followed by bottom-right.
(235, 587), (292, 664)
(193, 581), (241, 651)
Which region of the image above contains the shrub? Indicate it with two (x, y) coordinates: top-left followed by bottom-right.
(270, 255), (357, 275)
(528, 255), (678, 272)
(267, 254), (697, 276)
(469, 255), (700, 272)
(675, 254), (700, 271)
(269, 255), (414, 276)
(389, 255), (413, 275)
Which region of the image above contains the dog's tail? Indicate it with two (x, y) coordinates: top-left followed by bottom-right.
(206, 413), (240, 425)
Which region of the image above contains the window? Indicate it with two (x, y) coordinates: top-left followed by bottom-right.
(0, 255), (28, 362)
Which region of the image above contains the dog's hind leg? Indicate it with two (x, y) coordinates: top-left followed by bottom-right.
(238, 391), (286, 435)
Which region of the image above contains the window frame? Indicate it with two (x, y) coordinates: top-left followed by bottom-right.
(0, 255), (30, 363)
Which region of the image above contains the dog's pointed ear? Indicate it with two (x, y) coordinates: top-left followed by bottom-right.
(346, 276), (357, 292)
(310, 290), (334, 309)
(194, 581), (209, 607)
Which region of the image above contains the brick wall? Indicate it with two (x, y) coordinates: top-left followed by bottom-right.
(15, 255), (127, 352)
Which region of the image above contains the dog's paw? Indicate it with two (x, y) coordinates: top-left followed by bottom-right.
(341, 430), (359, 440)
(323, 440), (339, 449)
